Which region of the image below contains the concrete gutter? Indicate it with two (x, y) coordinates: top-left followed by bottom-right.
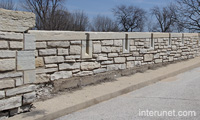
(9, 57), (200, 120)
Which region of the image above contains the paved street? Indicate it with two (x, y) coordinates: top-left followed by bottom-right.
(56, 67), (200, 120)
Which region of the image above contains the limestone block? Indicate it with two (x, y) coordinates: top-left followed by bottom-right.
(15, 77), (23, 86)
(44, 56), (64, 64)
(0, 91), (5, 99)
(36, 42), (47, 49)
(102, 46), (111, 53)
(23, 92), (36, 104)
(51, 71), (72, 81)
(35, 57), (44, 68)
(0, 72), (22, 79)
(114, 40), (122, 46)
(58, 48), (69, 55)
(93, 44), (101, 53)
(45, 64), (57, 68)
(107, 64), (118, 71)
(47, 41), (70, 48)
(70, 45), (81, 55)
(111, 47), (121, 53)
(59, 63), (80, 70)
(39, 49), (57, 56)
(127, 61), (134, 68)
(97, 56), (108, 61)
(70, 41), (81, 45)
(0, 59), (15, 71)
(35, 74), (50, 83)
(114, 57), (126, 63)
(6, 85), (36, 97)
(0, 31), (23, 40)
(130, 46), (137, 51)
(115, 64), (126, 70)
(10, 42), (23, 49)
(24, 34), (36, 50)
(36, 68), (58, 74)
(0, 41), (8, 48)
(144, 54), (154, 62)
(127, 57), (135, 61)
(135, 61), (142, 66)
(0, 96), (22, 111)
(24, 70), (36, 84)
(101, 40), (113, 45)
(0, 50), (16, 58)
(17, 51), (35, 70)
(93, 68), (106, 74)
(169, 57), (174, 62)
(74, 71), (93, 77)
(140, 49), (148, 53)
(108, 53), (118, 58)
(65, 55), (80, 60)
(81, 62), (100, 70)
(101, 61), (113, 65)
(0, 8), (35, 32)
(154, 53), (160, 59)
(155, 59), (163, 63)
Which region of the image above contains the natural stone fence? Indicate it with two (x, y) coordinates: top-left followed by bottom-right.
(0, 8), (200, 119)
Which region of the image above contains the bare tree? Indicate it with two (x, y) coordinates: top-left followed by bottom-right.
(22, 0), (71, 30)
(0, 0), (16, 10)
(112, 5), (146, 32)
(90, 15), (119, 32)
(176, 0), (200, 32)
(70, 10), (89, 31)
(150, 4), (180, 32)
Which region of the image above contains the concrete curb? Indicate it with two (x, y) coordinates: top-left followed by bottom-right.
(9, 58), (200, 120)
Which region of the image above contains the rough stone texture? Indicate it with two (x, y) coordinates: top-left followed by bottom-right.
(44, 56), (64, 64)
(93, 68), (107, 74)
(70, 45), (81, 55)
(0, 72), (22, 79)
(114, 57), (126, 63)
(35, 74), (50, 83)
(0, 41), (8, 49)
(15, 77), (23, 87)
(0, 96), (22, 111)
(23, 92), (36, 104)
(10, 42), (23, 49)
(24, 70), (36, 84)
(0, 91), (5, 99)
(45, 64), (57, 68)
(51, 71), (72, 81)
(58, 48), (69, 56)
(0, 31), (23, 40)
(17, 51), (35, 70)
(144, 54), (154, 62)
(114, 40), (122, 46)
(59, 63), (80, 70)
(74, 71), (93, 77)
(102, 46), (111, 53)
(0, 8), (35, 32)
(0, 50), (16, 58)
(102, 40), (113, 45)
(24, 34), (36, 50)
(48, 41), (70, 48)
(6, 85), (36, 97)
(36, 68), (58, 74)
(0, 59), (15, 72)
(39, 49), (57, 56)
(155, 59), (163, 63)
(36, 42), (47, 49)
(81, 62), (100, 70)
(108, 53), (118, 58)
(93, 44), (101, 53)
(35, 57), (44, 68)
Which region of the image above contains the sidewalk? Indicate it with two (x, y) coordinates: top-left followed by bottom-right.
(9, 57), (200, 120)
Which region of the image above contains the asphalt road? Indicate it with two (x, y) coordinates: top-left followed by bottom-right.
(56, 67), (200, 120)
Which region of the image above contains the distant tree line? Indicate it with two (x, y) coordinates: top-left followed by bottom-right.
(0, 0), (199, 32)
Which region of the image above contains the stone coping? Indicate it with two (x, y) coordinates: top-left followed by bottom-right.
(29, 30), (199, 41)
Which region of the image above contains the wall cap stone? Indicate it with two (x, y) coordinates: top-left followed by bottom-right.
(0, 8), (35, 33)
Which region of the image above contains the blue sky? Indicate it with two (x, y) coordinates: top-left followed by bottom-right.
(66, 0), (174, 19)
(15, 0), (173, 20)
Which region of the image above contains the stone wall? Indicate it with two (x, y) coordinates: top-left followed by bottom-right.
(0, 9), (36, 119)
(29, 31), (200, 86)
(0, 8), (200, 119)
